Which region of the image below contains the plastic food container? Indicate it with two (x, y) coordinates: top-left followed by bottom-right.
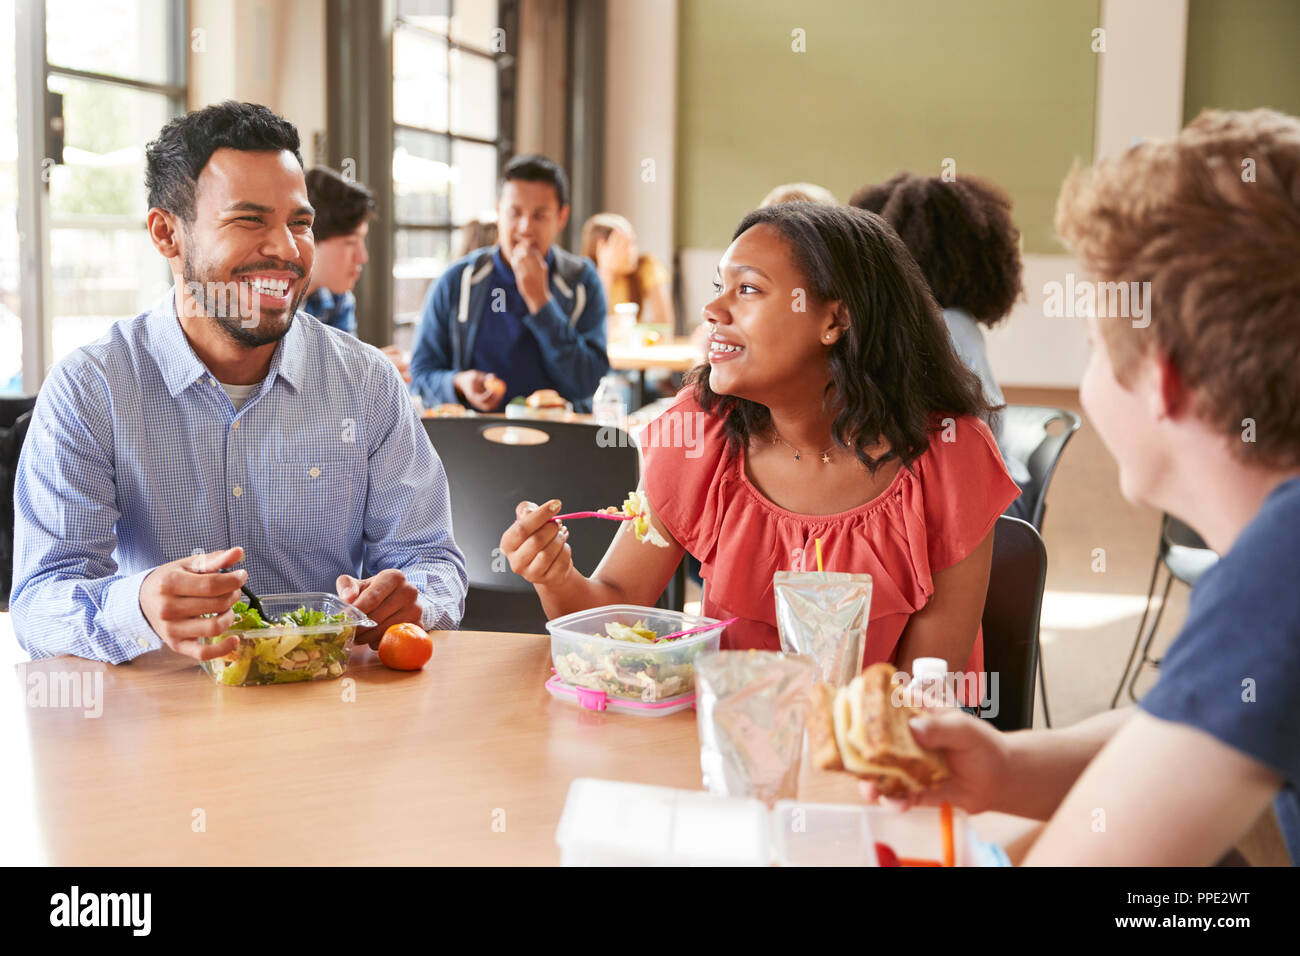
(555, 778), (998, 867)
(544, 674), (695, 716)
(199, 592), (375, 686)
(545, 605), (725, 709)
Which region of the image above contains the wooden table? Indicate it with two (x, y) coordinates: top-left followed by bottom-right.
(607, 338), (703, 407)
(4, 632), (1036, 865)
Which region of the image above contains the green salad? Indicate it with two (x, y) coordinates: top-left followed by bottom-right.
(202, 602), (355, 686)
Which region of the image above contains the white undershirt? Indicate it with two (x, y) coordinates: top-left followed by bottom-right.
(219, 380), (261, 410)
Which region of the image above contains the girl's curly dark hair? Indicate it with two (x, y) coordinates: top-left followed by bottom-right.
(848, 172), (1023, 327)
(688, 202), (992, 473)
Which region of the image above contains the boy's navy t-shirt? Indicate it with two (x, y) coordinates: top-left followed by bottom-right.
(1140, 476), (1300, 864)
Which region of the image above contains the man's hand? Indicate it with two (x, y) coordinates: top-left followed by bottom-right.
(453, 369), (506, 411)
(510, 243), (551, 314)
(337, 569), (423, 648)
(139, 546), (248, 660)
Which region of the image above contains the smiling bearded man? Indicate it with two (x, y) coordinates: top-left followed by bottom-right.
(11, 101), (467, 664)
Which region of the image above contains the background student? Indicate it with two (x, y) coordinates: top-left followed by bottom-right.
(407, 155), (609, 413)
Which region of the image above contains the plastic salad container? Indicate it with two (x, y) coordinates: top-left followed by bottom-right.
(545, 605), (726, 710)
(199, 592), (375, 686)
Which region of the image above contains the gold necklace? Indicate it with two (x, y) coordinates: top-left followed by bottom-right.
(772, 431), (836, 463)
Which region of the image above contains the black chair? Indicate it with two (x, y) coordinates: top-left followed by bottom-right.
(995, 404), (1081, 727)
(1111, 514), (1218, 706)
(1, 394), (39, 611)
(422, 417), (642, 633)
(979, 516), (1048, 732)
(996, 404), (1081, 532)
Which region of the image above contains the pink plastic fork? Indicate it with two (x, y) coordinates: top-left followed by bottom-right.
(654, 616), (739, 642)
(552, 511), (635, 522)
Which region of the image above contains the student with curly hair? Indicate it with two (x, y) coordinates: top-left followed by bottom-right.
(501, 203), (1019, 689)
(849, 173), (1031, 501)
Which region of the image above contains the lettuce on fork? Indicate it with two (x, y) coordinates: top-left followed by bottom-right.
(620, 491), (669, 548)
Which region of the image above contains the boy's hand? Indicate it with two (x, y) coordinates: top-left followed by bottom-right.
(858, 709), (1010, 814)
(511, 243), (551, 314)
(337, 569), (422, 648)
(453, 369), (504, 411)
(139, 546), (247, 659)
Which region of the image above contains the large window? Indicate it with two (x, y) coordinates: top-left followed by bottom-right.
(1, 0), (22, 391)
(10, 0), (185, 389)
(42, 0), (184, 367)
(391, 0), (504, 329)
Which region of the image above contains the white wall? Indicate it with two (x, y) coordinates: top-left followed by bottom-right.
(602, 0), (677, 274)
(985, 0), (1188, 386)
(1094, 0), (1188, 159)
(515, 0), (568, 161)
(187, 0), (327, 165)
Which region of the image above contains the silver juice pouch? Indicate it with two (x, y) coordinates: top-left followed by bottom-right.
(773, 571), (873, 687)
(695, 651), (815, 807)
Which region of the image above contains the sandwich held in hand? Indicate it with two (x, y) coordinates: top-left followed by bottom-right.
(808, 662), (949, 798)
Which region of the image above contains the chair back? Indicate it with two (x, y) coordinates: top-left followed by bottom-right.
(1, 395), (39, 611)
(996, 405), (1082, 531)
(1161, 514), (1218, 587)
(422, 417), (639, 632)
(980, 516), (1048, 732)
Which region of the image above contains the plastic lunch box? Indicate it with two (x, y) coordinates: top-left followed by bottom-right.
(555, 778), (1003, 867)
(199, 592), (376, 686)
(544, 605), (726, 715)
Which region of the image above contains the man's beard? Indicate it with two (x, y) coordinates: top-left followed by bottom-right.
(182, 250), (306, 348)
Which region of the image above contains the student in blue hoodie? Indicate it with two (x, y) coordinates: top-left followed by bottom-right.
(409, 155), (609, 413)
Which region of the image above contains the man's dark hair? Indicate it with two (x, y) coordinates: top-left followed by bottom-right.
(305, 166), (376, 242)
(688, 202), (991, 473)
(500, 154), (569, 208)
(849, 172), (1023, 327)
(145, 100), (303, 222)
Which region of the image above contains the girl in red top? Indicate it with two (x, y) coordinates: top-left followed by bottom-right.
(501, 203), (1019, 682)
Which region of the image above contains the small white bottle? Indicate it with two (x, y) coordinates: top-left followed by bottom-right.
(906, 657), (954, 709)
(593, 374), (626, 428)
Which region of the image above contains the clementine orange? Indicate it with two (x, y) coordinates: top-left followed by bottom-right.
(377, 623), (433, 670)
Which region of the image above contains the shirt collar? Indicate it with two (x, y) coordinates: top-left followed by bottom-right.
(148, 284), (307, 397)
(148, 287), (211, 397)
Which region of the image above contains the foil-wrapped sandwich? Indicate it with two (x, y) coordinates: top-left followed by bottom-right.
(807, 663), (949, 798)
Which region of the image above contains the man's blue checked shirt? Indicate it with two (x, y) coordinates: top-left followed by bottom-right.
(11, 287), (467, 662)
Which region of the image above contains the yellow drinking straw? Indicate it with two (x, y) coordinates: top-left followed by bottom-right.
(815, 537), (824, 572)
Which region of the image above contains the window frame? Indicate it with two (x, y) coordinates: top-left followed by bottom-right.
(15, 0), (188, 390)
(390, 0), (507, 329)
